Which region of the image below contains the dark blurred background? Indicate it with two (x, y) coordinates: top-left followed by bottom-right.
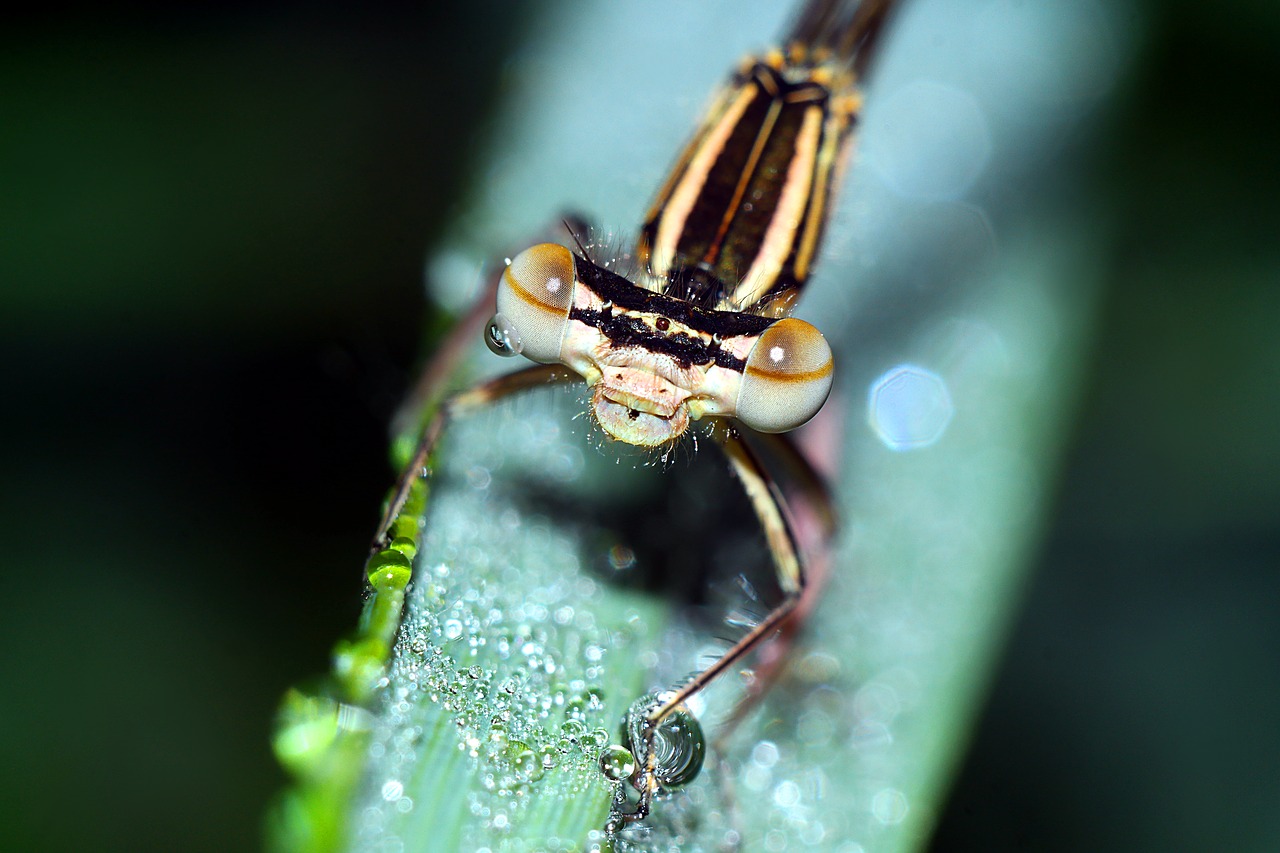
(1, 2), (1275, 851)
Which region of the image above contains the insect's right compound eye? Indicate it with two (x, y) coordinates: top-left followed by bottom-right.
(492, 243), (577, 364)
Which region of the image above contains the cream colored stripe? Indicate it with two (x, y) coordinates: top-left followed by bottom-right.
(794, 114), (839, 283)
(650, 83), (758, 278)
(731, 104), (823, 310)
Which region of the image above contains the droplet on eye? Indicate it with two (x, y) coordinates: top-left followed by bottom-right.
(485, 312), (524, 357)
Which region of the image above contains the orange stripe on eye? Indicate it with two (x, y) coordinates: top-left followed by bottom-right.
(503, 265), (572, 316)
(744, 359), (834, 383)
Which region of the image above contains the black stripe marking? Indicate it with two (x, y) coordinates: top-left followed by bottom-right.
(570, 307), (748, 371)
(638, 60), (841, 315)
(573, 256), (774, 339)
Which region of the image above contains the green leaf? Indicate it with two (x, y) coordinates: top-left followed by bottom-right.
(269, 1), (1132, 850)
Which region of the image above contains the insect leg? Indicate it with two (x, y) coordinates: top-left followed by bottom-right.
(746, 430), (838, 539)
(371, 363), (580, 552)
(719, 427), (842, 712)
(618, 420), (810, 825)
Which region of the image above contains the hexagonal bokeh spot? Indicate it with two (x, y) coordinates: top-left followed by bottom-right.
(867, 364), (954, 451)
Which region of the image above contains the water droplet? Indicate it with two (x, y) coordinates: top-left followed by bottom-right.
(366, 548), (412, 590)
(443, 619), (464, 640)
(506, 742), (541, 783)
(390, 508), (423, 543)
(388, 536), (417, 560)
(624, 691), (706, 788)
(485, 312), (524, 357)
(598, 745), (636, 782)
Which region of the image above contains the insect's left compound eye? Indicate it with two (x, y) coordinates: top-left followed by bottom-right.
(736, 318), (834, 433)
(492, 243), (577, 364)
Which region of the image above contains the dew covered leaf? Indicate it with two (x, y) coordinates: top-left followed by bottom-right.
(280, 1), (1133, 850)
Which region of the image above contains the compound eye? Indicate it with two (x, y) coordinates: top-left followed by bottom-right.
(493, 243), (576, 363)
(736, 318), (834, 433)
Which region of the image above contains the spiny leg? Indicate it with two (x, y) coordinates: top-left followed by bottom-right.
(714, 428), (839, 738)
(390, 214), (594, 443)
(618, 420), (810, 826)
(748, 429), (838, 540)
(371, 363), (580, 552)
(389, 267), (502, 446)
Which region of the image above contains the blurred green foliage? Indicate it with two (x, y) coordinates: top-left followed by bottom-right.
(933, 2), (1280, 850)
(0, 5), (528, 851)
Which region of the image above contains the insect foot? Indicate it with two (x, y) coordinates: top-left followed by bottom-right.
(603, 690), (707, 833)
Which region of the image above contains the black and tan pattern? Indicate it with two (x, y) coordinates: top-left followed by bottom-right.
(638, 55), (859, 317)
(374, 0), (902, 831)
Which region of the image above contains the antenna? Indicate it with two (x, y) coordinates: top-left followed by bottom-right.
(562, 217), (592, 262)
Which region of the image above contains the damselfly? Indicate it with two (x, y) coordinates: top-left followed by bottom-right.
(374, 0), (900, 829)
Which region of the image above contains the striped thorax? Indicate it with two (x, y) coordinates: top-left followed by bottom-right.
(487, 41), (863, 448)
